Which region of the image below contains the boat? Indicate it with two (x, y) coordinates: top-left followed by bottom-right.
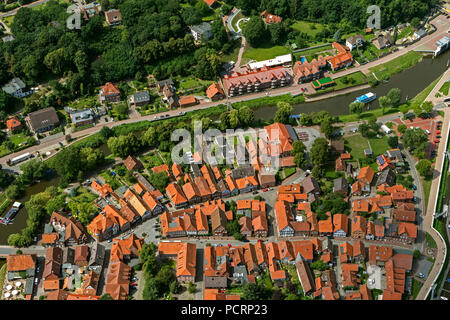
(0, 205), (21, 225)
(354, 92), (377, 104)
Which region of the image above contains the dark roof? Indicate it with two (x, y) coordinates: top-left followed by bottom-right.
(205, 276), (228, 288)
(130, 91), (150, 103)
(89, 243), (105, 267)
(333, 177), (348, 192)
(231, 165), (255, 180)
(376, 168), (396, 186)
(158, 78), (174, 89)
(27, 107), (59, 131)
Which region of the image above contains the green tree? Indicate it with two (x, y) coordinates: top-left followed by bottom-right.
(274, 101), (293, 124)
(242, 282), (270, 300)
(310, 137), (329, 169)
(100, 126), (114, 139)
(310, 259), (327, 271)
(387, 136), (398, 148)
(387, 88), (402, 107)
(320, 118), (334, 137)
(188, 282), (197, 294)
(397, 124), (407, 134)
(243, 16), (267, 47)
(416, 159), (432, 177)
(148, 172), (170, 192)
(238, 106), (255, 127)
(378, 96), (391, 114)
(6, 184), (24, 200)
(349, 101), (364, 116)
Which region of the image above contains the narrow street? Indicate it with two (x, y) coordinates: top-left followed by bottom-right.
(416, 108), (450, 300)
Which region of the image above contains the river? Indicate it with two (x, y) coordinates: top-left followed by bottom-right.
(255, 50), (450, 120)
(0, 50), (449, 245)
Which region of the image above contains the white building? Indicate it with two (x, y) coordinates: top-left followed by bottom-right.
(248, 54), (292, 70)
(2, 78), (32, 98)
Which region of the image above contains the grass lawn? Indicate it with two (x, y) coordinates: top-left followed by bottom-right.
(411, 278), (423, 299)
(243, 42), (291, 62)
(291, 20), (325, 37)
(72, 187), (98, 203)
(140, 152), (164, 169)
(293, 44), (332, 60)
(221, 41), (241, 63)
(283, 167), (296, 179)
(9, 133), (27, 146)
(439, 81), (450, 96)
(409, 76), (442, 111)
(425, 232), (437, 248)
(345, 134), (370, 160)
(231, 11), (244, 32)
(177, 77), (213, 92)
(421, 175), (432, 210)
(369, 51), (423, 81)
(1, 16), (14, 28)
(67, 95), (100, 110)
(368, 135), (390, 156)
(308, 71), (367, 96)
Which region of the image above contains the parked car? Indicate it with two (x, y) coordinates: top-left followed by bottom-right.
(418, 273), (425, 278)
(412, 185), (417, 190)
(252, 191), (258, 195)
(262, 188), (268, 192)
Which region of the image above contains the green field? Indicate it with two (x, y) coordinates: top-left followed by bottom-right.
(439, 81), (450, 96)
(293, 44), (333, 61)
(369, 51), (423, 81)
(177, 77), (213, 92)
(425, 232), (437, 248)
(338, 107), (399, 123)
(411, 278), (423, 299)
(9, 133), (27, 146)
(291, 21), (325, 37)
(243, 42), (291, 62)
(309, 71), (367, 95)
(345, 134), (370, 160)
(368, 135), (390, 156)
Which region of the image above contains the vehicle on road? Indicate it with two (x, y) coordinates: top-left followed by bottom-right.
(252, 191), (258, 195)
(262, 188), (268, 192)
(412, 185), (417, 190)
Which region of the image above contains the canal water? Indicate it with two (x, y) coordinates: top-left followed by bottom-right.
(255, 50), (450, 120)
(0, 51), (449, 245)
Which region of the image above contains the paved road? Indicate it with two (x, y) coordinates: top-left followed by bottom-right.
(0, 0), (51, 18)
(425, 67), (450, 105)
(1, 15), (448, 167)
(416, 107), (449, 300)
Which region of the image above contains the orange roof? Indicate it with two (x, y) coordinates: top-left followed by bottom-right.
(195, 209), (209, 233)
(351, 216), (367, 234)
(369, 245), (393, 265)
(183, 181), (201, 201)
(352, 199), (369, 212)
(124, 190), (150, 217)
(398, 222), (418, 239)
(292, 241), (314, 261)
(179, 96), (197, 107)
(110, 234), (144, 262)
(382, 290), (402, 300)
(172, 163), (183, 180)
(225, 175), (237, 191)
(42, 233), (59, 244)
(340, 153), (351, 159)
(134, 183), (144, 195)
(194, 176), (212, 197)
(274, 200), (292, 232)
(206, 83), (224, 99)
(358, 166), (375, 184)
(391, 190), (414, 201)
(235, 176), (259, 189)
(264, 123), (293, 157)
(333, 214), (348, 233)
(101, 82), (120, 96)
(318, 215), (333, 233)
(237, 199), (252, 210)
(6, 118), (22, 131)
(166, 183), (187, 206)
(7, 254), (36, 272)
(176, 243), (196, 277)
(158, 242), (182, 256)
(141, 191), (160, 211)
(152, 164), (170, 177)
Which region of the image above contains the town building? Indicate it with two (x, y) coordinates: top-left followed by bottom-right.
(2, 77), (32, 98)
(26, 107), (60, 134)
(99, 82), (121, 103)
(104, 9), (122, 26)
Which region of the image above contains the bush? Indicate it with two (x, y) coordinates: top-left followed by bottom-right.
(188, 282), (197, 294)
